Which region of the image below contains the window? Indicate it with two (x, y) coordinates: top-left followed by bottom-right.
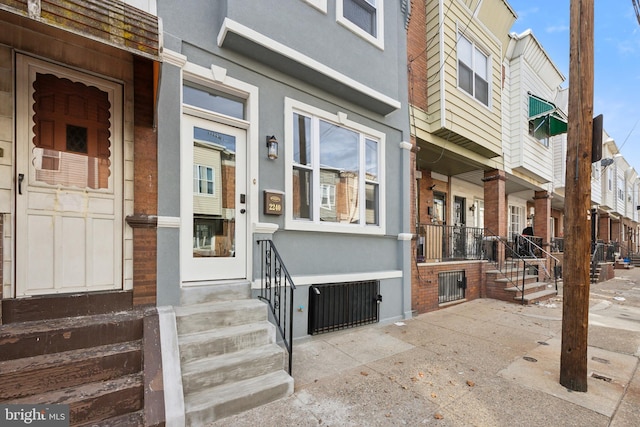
(618, 178), (625, 201)
(287, 99), (384, 233)
(183, 83), (245, 120)
(193, 165), (215, 195)
(337, 0), (384, 49)
(508, 205), (524, 239)
(457, 33), (489, 106)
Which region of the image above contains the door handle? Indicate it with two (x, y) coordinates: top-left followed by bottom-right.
(240, 208), (246, 214)
(18, 173), (24, 195)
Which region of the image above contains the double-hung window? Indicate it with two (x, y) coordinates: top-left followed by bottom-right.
(337, 0), (384, 49)
(194, 165), (214, 195)
(457, 33), (490, 106)
(287, 98), (384, 234)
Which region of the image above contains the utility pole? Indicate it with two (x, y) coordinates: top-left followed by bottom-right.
(560, 0), (594, 392)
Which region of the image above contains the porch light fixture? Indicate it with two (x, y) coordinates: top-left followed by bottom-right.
(266, 135), (278, 160)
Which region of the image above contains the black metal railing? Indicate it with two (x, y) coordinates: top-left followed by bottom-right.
(416, 223), (485, 262)
(551, 237), (564, 253)
(257, 239), (296, 375)
(485, 231), (559, 304)
(590, 241), (618, 282)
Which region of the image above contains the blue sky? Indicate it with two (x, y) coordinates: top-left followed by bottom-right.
(508, 0), (640, 170)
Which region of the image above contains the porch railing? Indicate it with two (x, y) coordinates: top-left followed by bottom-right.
(416, 223), (485, 262)
(256, 239), (296, 375)
(591, 241), (618, 281)
(484, 231), (559, 304)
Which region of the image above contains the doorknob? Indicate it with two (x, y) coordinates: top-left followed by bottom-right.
(240, 208), (246, 214)
(18, 173), (24, 195)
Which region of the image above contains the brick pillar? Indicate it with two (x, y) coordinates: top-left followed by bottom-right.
(598, 213), (610, 241)
(533, 191), (551, 248)
(483, 170), (506, 236)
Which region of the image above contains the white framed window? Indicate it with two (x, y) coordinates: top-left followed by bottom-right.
(618, 178), (625, 200)
(193, 164), (215, 195)
(285, 98), (385, 234)
(508, 205), (524, 239)
(457, 33), (490, 106)
(337, 0), (384, 50)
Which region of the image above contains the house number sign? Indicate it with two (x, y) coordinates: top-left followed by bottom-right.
(264, 191), (284, 215)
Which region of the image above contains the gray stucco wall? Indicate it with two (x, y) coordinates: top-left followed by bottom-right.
(157, 0), (412, 329)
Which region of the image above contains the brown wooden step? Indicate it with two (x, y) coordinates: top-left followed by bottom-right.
(76, 409), (145, 427)
(0, 340), (142, 400)
(6, 373), (144, 426)
(0, 311), (144, 361)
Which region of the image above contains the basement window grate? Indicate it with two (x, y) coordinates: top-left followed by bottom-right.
(308, 280), (381, 335)
(438, 270), (466, 304)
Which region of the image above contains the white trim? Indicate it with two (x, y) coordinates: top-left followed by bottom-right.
(162, 49), (187, 68)
(439, 0), (447, 128)
(254, 222), (279, 234)
(157, 216), (181, 228)
(284, 97), (386, 235)
(301, 0), (327, 13)
(336, 0), (385, 50)
(252, 269), (403, 289)
(399, 141), (412, 151)
(217, 18), (399, 112)
(179, 60), (260, 284)
(397, 233), (413, 241)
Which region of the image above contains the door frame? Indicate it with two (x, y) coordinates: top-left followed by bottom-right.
(180, 112), (247, 282)
(178, 61), (261, 287)
(14, 54), (126, 297)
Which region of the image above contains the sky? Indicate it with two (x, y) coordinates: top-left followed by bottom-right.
(507, 0), (640, 170)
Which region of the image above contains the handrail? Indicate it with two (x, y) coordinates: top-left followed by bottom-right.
(519, 234), (559, 293)
(256, 239), (296, 375)
(483, 230), (530, 304)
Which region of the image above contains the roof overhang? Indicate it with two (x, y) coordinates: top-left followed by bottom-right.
(217, 18), (401, 116)
(0, 0), (160, 61)
(528, 93), (568, 138)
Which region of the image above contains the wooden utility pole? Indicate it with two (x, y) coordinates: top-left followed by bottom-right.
(560, 0), (594, 392)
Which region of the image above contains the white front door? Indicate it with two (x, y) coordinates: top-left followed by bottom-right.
(15, 55), (123, 297)
(181, 115), (247, 282)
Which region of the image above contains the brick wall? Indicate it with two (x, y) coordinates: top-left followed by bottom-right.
(132, 57), (158, 306)
(407, 0), (428, 110)
(412, 261), (486, 314)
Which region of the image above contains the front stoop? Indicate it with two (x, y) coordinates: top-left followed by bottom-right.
(486, 261), (558, 305)
(0, 309), (155, 426)
(176, 282), (294, 426)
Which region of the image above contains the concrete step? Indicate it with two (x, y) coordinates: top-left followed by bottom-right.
(175, 299), (267, 335)
(180, 281), (252, 305)
(515, 288), (558, 305)
(7, 373), (143, 426)
(494, 274), (539, 284)
(178, 321), (275, 363)
(504, 281), (551, 294)
(0, 340), (142, 400)
(184, 370), (294, 426)
(182, 343), (285, 394)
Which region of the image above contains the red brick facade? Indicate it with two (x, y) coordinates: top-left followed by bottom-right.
(132, 57), (158, 306)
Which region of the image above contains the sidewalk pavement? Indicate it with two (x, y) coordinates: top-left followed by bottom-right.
(210, 270), (640, 426)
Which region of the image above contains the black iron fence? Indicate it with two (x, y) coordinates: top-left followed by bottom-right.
(257, 239), (296, 375)
(416, 223), (485, 262)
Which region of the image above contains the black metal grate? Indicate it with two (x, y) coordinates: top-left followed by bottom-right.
(438, 270), (466, 304)
(308, 280), (381, 335)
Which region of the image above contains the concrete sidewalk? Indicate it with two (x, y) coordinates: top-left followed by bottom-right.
(209, 270), (640, 426)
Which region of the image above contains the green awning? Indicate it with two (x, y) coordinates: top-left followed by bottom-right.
(528, 94), (568, 138)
